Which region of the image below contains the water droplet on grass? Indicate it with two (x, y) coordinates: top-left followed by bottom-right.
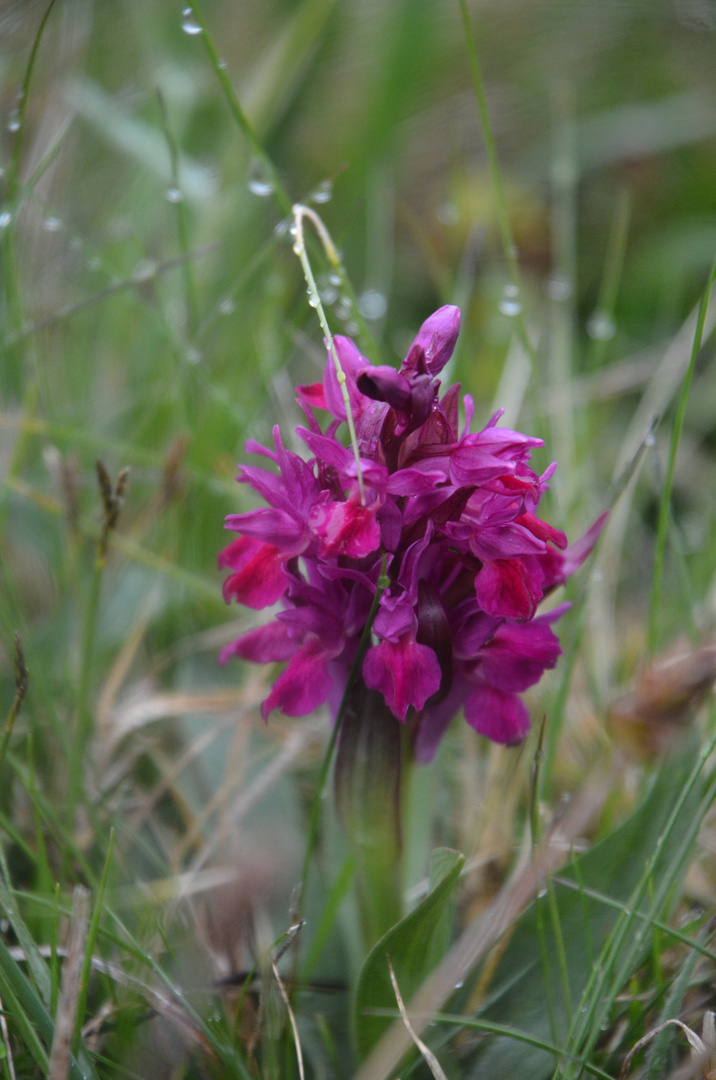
(328, 272), (342, 287)
(165, 186), (184, 204)
(43, 216), (62, 232)
(218, 298), (235, 315)
(186, 347), (202, 364)
(587, 310), (616, 340)
(181, 7), (202, 34)
(7, 113), (20, 134)
(247, 160), (274, 197)
(545, 274), (571, 301)
(498, 284), (522, 317)
(310, 179), (333, 204)
(436, 201), (459, 225)
(0, 211), (12, 230)
(358, 289), (387, 321)
(132, 258), (158, 283)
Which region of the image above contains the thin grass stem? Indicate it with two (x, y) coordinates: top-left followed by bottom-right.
(292, 203), (366, 502)
(156, 89), (199, 338)
(456, 0), (535, 364)
(648, 256), (716, 652)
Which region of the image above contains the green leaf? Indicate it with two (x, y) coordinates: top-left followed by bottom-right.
(463, 746), (710, 1080)
(354, 847), (464, 1060)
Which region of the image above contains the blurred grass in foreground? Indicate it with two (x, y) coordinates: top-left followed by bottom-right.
(2, 0), (716, 1077)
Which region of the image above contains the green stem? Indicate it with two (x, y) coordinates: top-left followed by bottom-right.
(188, 0), (291, 217)
(648, 256), (716, 653)
(156, 89), (199, 337)
(457, 0), (535, 364)
(298, 557), (389, 907)
(292, 204), (366, 502)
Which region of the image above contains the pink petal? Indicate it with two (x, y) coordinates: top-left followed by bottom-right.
(217, 535), (261, 571)
(219, 622), (295, 665)
(296, 382), (328, 410)
(261, 636), (336, 719)
(362, 637), (442, 722)
(515, 512), (568, 550)
(308, 497), (381, 558)
(405, 305), (461, 375)
(481, 620), (562, 692)
(464, 682), (531, 744)
(222, 542), (289, 609)
(475, 557), (544, 620)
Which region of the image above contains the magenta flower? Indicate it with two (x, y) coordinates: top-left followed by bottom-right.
(219, 306), (604, 760)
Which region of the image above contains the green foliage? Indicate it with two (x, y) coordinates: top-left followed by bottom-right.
(354, 848), (464, 1060)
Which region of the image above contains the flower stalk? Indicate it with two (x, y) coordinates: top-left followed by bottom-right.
(291, 203), (366, 504)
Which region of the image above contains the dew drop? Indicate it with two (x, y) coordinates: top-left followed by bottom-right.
(274, 216), (291, 238)
(454, 979), (464, 990)
(498, 284), (522, 317)
(358, 289), (387, 321)
(644, 430), (656, 448)
(180, 7), (202, 34)
(319, 285), (338, 305)
(42, 216), (62, 232)
(186, 346), (202, 364)
(218, 297), (235, 315)
(545, 274), (571, 301)
(586, 310), (616, 341)
(436, 201), (460, 226)
(217, 57), (228, 70)
(591, 568), (603, 583)
(310, 179), (333, 204)
(292, 241), (302, 255)
(165, 186), (184, 204)
(328, 271), (342, 287)
(7, 113), (20, 134)
(247, 159), (274, 197)
(132, 258), (158, 283)
(0, 211), (12, 230)
(307, 290), (319, 308)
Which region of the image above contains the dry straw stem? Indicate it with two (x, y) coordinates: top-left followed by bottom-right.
(387, 957), (448, 1080)
(353, 777), (610, 1080)
(620, 1013), (716, 1080)
(48, 885), (90, 1080)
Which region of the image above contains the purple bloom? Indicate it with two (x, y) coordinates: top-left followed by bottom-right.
(219, 306), (604, 759)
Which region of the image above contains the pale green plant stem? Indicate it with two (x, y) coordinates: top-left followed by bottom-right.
(66, 555), (104, 825)
(648, 255), (716, 653)
(157, 89), (199, 338)
(292, 203), (366, 503)
(587, 188), (631, 372)
(0, 635), (28, 778)
(187, 0), (379, 359)
(298, 556), (389, 916)
(424, 1014), (615, 1080)
(188, 0), (290, 216)
(456, 0), (535, 364)
(71, 833), (114, 1057)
